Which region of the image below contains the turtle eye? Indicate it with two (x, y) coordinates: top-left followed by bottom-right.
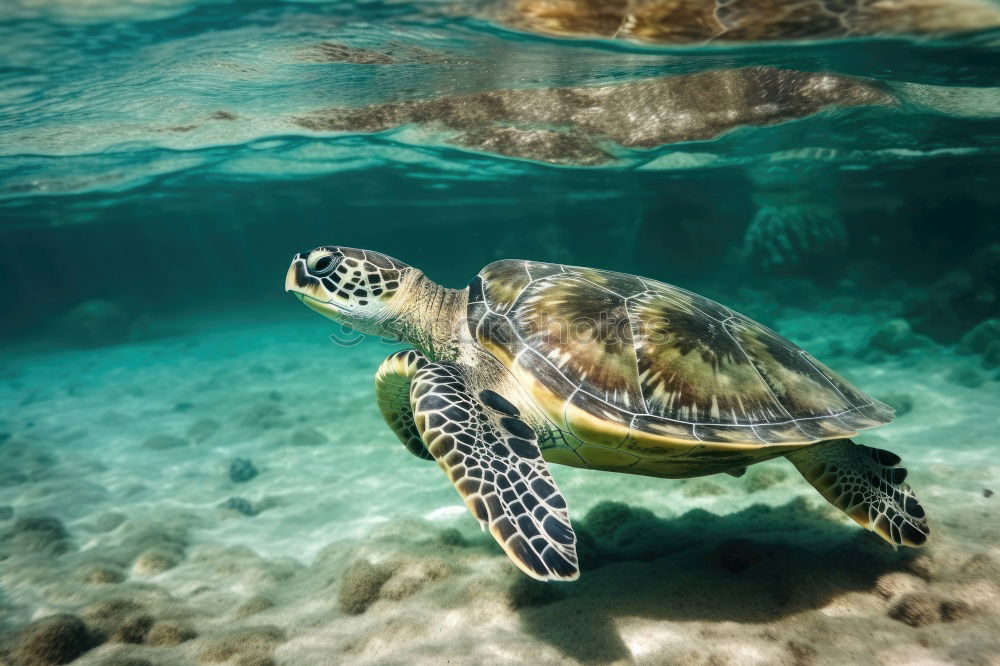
(310, 253), (338, 276)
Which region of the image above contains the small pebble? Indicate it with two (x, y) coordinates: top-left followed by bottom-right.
(984, 489), (994, 498)
(229, 458), (258, 484)
(940, 599), (974, 622)
(221, 497), (256, 517)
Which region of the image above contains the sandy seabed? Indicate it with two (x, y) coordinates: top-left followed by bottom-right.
(1, 303), (998, 666)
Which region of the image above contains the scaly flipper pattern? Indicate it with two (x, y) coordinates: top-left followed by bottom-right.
(411, 361), (579, 580)
(375, 349), (432, 460)
(786, 439), (929, 547)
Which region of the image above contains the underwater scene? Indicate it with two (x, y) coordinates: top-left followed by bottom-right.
(2, 0), (1000, 664)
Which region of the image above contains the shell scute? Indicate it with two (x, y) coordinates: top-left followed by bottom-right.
(479, 259), (532, 314)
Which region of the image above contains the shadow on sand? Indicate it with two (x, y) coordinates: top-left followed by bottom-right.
(513, 497), (917, 664)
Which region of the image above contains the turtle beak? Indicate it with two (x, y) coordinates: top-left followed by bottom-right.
(285, 255), (326, 300)
(286, 257), (347, 321)
(284, 261), (306, 295)
(285, 258), (325, 303)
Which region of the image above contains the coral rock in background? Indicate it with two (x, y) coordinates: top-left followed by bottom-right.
(741, 162), (847, 276)
(742, 202), (847, 271)
(868, 318), (932, 356)
(57, 300), (132, 348)
(906, 244), (1000, 343)
(960, 319), (1000, 369)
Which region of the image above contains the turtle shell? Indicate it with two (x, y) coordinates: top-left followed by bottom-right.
(467, 260), (892, 460)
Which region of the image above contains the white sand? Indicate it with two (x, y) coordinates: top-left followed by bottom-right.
(1, 303), (998, 665)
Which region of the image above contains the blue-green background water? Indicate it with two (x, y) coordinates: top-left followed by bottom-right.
(1, 0), (999, 337)
(1, 1), (999, 664)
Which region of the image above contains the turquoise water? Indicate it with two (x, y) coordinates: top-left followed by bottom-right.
(1, 1), (1000, 664)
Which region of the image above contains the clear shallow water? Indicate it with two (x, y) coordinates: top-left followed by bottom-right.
(1, 1), (1000, 664)
(2, 1), (1000, 200)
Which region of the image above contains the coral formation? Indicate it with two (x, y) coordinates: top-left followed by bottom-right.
(741, 162), (848, 274)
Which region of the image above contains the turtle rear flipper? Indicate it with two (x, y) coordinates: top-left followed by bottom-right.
(786, 440), (929, 547)
(411, 360), (579, 581)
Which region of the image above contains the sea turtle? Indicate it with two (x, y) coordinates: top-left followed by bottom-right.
(286, 247), (929, 580)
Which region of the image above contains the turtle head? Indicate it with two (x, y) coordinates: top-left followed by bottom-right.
(285, 246), (414, 335)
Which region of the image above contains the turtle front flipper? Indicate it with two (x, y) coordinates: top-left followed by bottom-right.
(786, 439), (929, 548)
(376, 350), (432, 460)
(411, 361), (579, 581)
